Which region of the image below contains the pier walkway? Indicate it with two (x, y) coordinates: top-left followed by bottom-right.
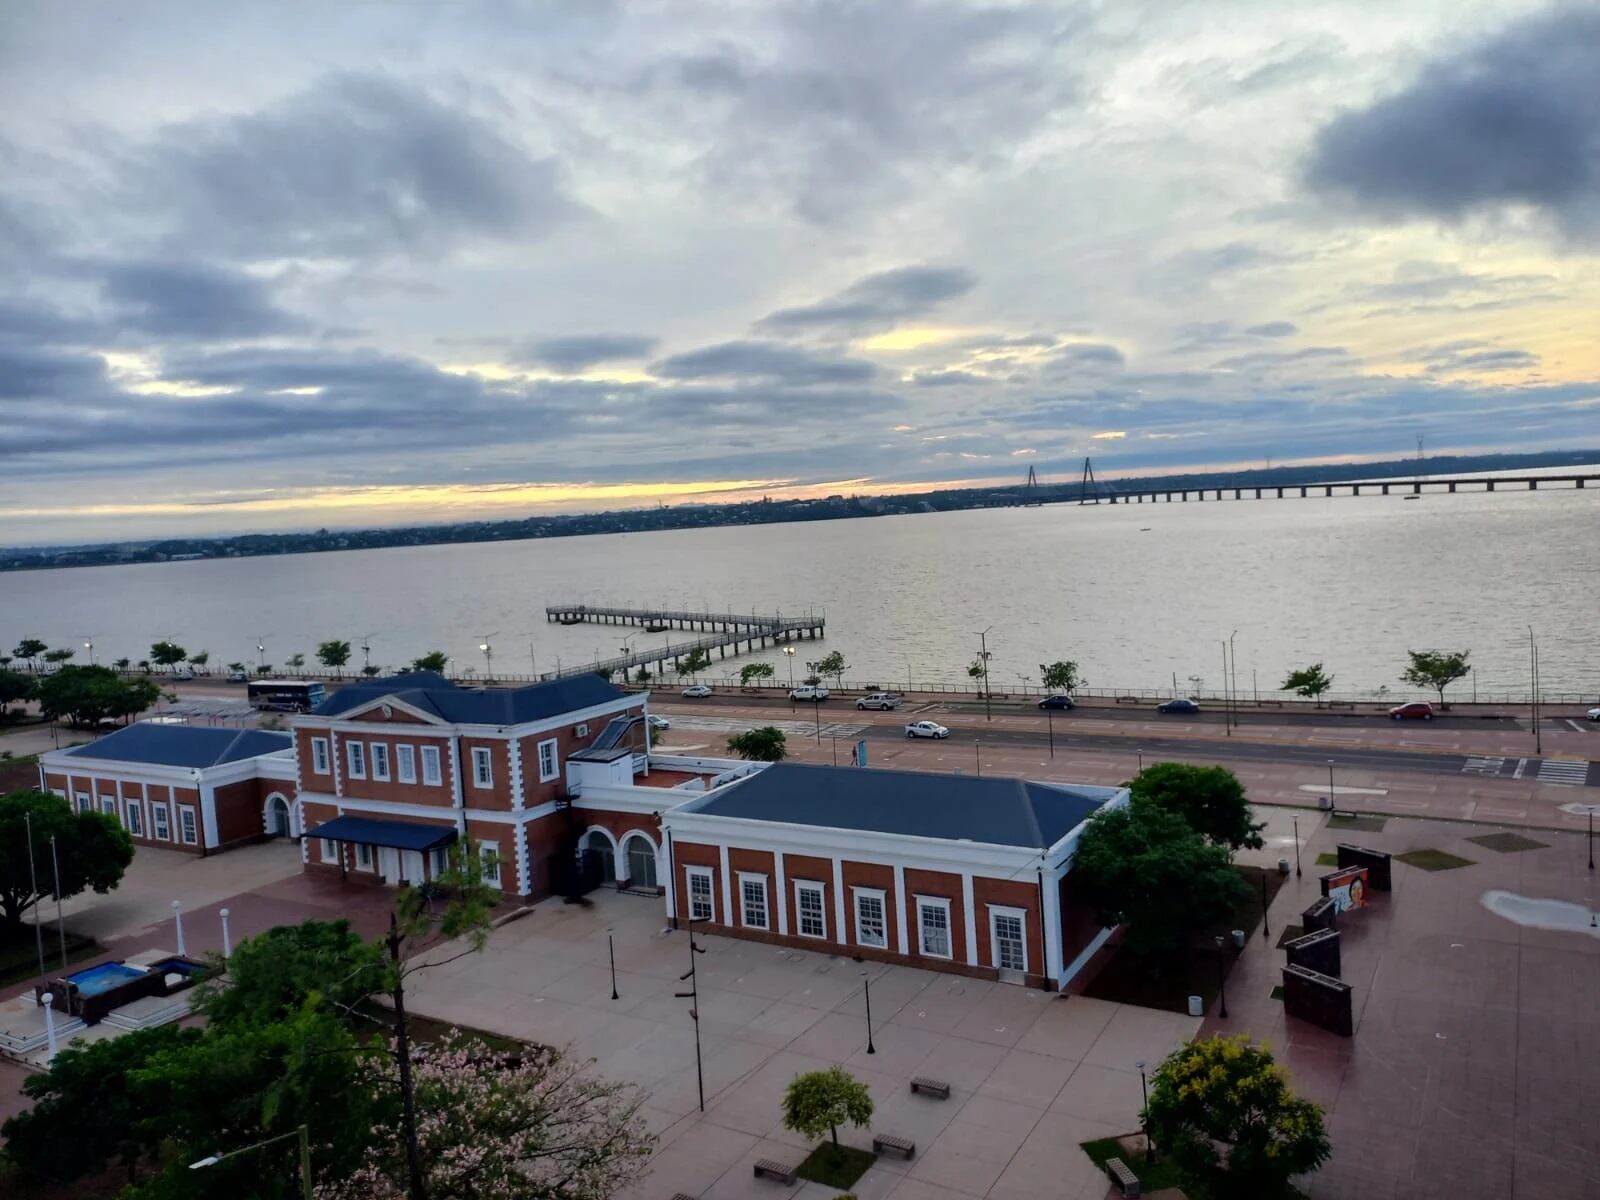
(1083, 473), (1600, 504)
(541, 603), (825, 680)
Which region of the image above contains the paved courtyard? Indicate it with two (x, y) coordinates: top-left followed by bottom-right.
(404, 891), (1199, 1200)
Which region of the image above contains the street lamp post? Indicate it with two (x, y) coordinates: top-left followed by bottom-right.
(1214, 935), (1229, 1018)
(190, 1124), (312, 1200)
(23, 812), (45, 986)
(673, 918), (709, 1112)
(976, 627), (993, 722)
(1046, 705), (1054, 757)
(608, 926), (619, 1000)
(49, 835), (66, 968)
(1529, 627), (1541, 756)
(1261, 875), (1270, 941)
(84, 640), (94, 665)
(1136, 1060), (1153, 1163)
(1589, 810), (1594, 872)
(1293, 814), (1303, 877)
(220, 908), (232, 958)
(783, 645), (796, 687)
(861, 969), (876, 1054)
(479, 636), (494, 681)
(172, 899), (185, 956)
(1327, 759), (1336, 817)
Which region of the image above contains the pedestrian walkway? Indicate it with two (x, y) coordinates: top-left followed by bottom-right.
(1536, 758), (1591, 787)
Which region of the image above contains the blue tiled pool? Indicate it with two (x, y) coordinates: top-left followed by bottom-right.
(66, 962), (146, 997)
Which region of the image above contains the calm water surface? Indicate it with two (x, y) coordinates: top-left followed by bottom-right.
(5, 487), (1599, 699)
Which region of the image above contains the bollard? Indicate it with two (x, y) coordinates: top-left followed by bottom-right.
(42, 992), (57, 1063)
(220, 908), (232, 958)
(172, 899), (185, 956)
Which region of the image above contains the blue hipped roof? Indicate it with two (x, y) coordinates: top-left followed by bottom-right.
(63, 724), (291, 769)
(305, 815), (457, 852)
(313, 670), (625, 726)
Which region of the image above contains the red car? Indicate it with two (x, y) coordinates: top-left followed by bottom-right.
(1389, 701), (1434, 720)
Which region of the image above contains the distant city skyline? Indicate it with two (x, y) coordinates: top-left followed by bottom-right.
(3, 1), (1597, 542)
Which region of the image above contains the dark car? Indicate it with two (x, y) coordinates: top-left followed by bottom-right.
(1157, 698), (1200, 714)
(1038, 694), (1075, 710)
(1389, 701), (1434, 720)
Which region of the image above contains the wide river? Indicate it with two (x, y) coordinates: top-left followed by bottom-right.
(5, 484), (1599, 702)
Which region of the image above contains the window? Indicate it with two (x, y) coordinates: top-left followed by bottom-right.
(537, 738), (559, 783)
(320, 838), (338, 863)
(687, 867), (714, 922)
(471, 747), (493, 788)
(918, 898), (952, 959)
(479, 841), (502, 887)
(356, 844), (374, 871)
(370, 743), (390, 781)
(124, 800), (143, 837)
(311, 737), (330, 774)
(100, 796), (115, 818)
(75, 792), (91, 814)
(431, 845), (450, 876)
(397, 745), (417, 784)
(795, 881), (827, 939)
(346, 741), (366, 779)
(854, 889), (887, 949)
(421, 745), (442, 786)
(740, 874), (769, 930)
(991, 907), (1027, 973)
(179, 806), (198, 845)
(151, 803), (170, 841)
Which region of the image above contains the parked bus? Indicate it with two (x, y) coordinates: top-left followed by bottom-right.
(246, 679), (327, 713)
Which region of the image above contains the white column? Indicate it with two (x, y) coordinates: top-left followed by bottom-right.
(42, 994), (57, 1063)
(774, 852), (789, 936)
(220, 908), (232, 958)
(961, 873), (978, 966)
(892, 864), (909, 955)
(172, 899), (185, 956)
(719, 844), (733, 926)
(660, 830), (677, 922)
(613, 837), (629, 887)
(1041, 868), (1064, 986)
(831, 858), (847, 946)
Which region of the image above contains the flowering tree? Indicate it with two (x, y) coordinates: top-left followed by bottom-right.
(318, 1037), (655, 1200)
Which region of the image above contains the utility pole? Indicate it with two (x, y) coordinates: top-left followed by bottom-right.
(1529, 627), (1541, 756)
(976, 627), (993, 722)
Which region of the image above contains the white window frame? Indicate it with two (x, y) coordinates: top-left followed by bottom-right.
(320, 837), (338, 864)
(471, 747), (493, 789)
(686, 866), (715, 922)
(739, 872), (770, 930)
(100, 796), (116, 818)
(346, 740), (366, 780)
(420, 745), (442, 786)
(74, 791), (91, 814)
(537, 738), (559, 783)
(370, 742), (390, 782)
(310, 737), (330, 775)
(151, 802), (170, 842)
(989, 905), (1028, 974)
(431, 845), (450, 876)
(179, 806), (198, 845)
(479, 841), (502, 888)
(853, 887), (888, 949)
(124, 799), (143, 837)
(917, 896), (953, 960)
(396, 744), (417, 784)
(356, 843), (375, 871)
(794, 880), (827, 939)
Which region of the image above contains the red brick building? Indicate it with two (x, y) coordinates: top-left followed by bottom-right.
(37, 725), (297, 854)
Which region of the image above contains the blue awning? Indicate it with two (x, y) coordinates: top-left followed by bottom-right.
(305, 815), (458, 852)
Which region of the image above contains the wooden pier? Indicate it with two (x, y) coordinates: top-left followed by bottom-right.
(1081, 474), (1600, 504)
(541, 604), (825, 680)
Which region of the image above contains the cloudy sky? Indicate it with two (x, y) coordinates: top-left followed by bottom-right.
(3, 1), (1598, 544)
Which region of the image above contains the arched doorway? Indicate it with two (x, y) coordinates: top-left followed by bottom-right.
(580, 828), (617, 885)
(623, 833), (658, 890)
(264, 794), (292, 838)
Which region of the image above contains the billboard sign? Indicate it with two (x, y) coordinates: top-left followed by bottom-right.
(1322, 866), (1369, 913)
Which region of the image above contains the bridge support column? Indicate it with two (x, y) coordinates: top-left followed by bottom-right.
(1381, 484), (1389, 495)
(1487, 480), (1495, 492)
(1353, 485), (1361, 496)
(1276, 487), (1283, 498)
(1413, 482), (1421, 494)
(1578, 478), (1585, 489)
(1300, 486), (1307, 497)
(1234, 488), (1241, 500)
(1254, 488), (1261, 499)
(1324, 486), (1333, 497)
(1449, 481), (1456, 492)
(1529, 479), (1538, 490)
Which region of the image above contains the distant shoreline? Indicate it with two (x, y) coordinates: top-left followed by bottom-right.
(5, 448), (1596, 574)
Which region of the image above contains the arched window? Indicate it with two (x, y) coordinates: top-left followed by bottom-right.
(580, 828), (616, 883)
(623, 834), (657, 889)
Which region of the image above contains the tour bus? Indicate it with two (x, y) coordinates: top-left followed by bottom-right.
(246, 679), (328, 713)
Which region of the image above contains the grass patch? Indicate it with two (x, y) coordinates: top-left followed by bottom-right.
(1269, 985), (1285, 1001)
(0, 925), (104, 990)
(1274, 925), (1304, 949)
(1396, 848), (1475, 872)
(1315, 852), (1339, 866)
(1467, 832), (1548, 854)
(1081, 864), (1287, 1014)
(1327, 813), (1388, 832)
(1080, 1136), (1185, 1192)
(796, 1143), (875, 1190)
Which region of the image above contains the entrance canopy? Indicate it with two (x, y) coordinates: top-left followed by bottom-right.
(305, 815), (457, 852)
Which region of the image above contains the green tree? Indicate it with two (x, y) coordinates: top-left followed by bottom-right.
(13, 637), (46, 670)
(634, 665), (652, 683)
(42, 647), (75, 664)
(1144, 1035), (1331, 1198)
(189, 650), (210, 671)
(781, 1066), (873, 1147)
(1281, 662), (1333, 706)
(679, 648), (713, 679)
(1129, 763), (1264, 851)
(1069, 801), (1249, 964)
(815, 650), (848, 687)
(1039, 660), (1083, 693)
(256, 663), (274, 677)
(411, 651), (449, 673)
(226, 661), (247, 675)
(318, 639), (353, 677)
(362, 664), (382, 677)
(727, 726), (788, 761)
(1, 1023), (202, 1187)
(113, 656), (132, 671)
(192, 919), (386, 1030)
(285, 652), (306, 670)
(1401, 648), (1471, 707)
(0, 666), (36, 715)
(0, 790), (134, 929)
(149, 640), (188, 671)
(967, 656), (988, 696)
(739, 661), (776, 688)
(37, 664), (163, 727)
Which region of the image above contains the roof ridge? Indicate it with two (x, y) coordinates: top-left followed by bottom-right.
(1016, 778), (1045, 848)
(216, 727), (251, 765)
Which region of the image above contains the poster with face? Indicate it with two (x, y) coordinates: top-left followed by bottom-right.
(1323, 866), (1369, 913)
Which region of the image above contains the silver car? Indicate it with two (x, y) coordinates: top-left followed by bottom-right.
(856, 692), (903, 710)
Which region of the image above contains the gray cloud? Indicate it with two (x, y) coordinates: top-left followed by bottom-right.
(514, 334), (659, 372)
(121, 73), (581, 260)
(910, 369), (988, 387)
(1304, 8), (1600, 243)
(1245, 321), (1297, 337)
(757, 265), (977, 335)
(1411, 339), (1540, 374)
(1050, 342), (1125, 368)
(99, 260), (309, 340)
(651, 340), (876, 386)
(1213, 346), (1349, 371)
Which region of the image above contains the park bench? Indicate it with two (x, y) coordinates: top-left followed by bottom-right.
(909, 1076), (951, 1099)
(872, 1132), (916, 1158)
(752, 1159), (797, 1185)
(1105, 1156), (1142, 1197)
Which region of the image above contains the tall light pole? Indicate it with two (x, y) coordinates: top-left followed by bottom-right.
(783, 645), (796, 687)
(1221, 641), (1231, 735)
(976, 626), (993, 722)
(861, 968), (876, 1054)
(1214, 934), (1229, 1018)
(674, 918), (708, 1112)
(190, 1124), (312, 1200)
(1293, 814), (1303, 877)
(255, 639), (267, 671)
(479, 633), (497, 682)
(1136, 1060), (1153, 1163)
(83, 639), (95, 665)
(49, 835), (66, 968)
(23, 813), (46, 986)
(1327, 759), (1336, 817)
(1229, 629), (1239, 730)
(1529, 627), (1541, 756)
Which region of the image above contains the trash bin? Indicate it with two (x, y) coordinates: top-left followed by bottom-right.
(1232, 929), (1246, 948)
(1278, 857), (1291, 875)
(1187, 995), (1204, 1017)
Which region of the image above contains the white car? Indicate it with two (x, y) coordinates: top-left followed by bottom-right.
(905, 720), (949, 739)
(1588, 706), (1600, 722)
(170, 667), (196, 681)
(856, 692), (903, 710)
(681, 683), (712, 698)
(790, 685), (830, 702)
(647, 714), (671, 732)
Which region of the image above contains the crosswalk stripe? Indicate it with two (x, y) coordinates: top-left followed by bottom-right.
(1537, 759), (1590, 786)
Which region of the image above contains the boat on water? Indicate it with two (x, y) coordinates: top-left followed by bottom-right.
(558, 615), (584, 625)
(644, 622), (669, 633)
